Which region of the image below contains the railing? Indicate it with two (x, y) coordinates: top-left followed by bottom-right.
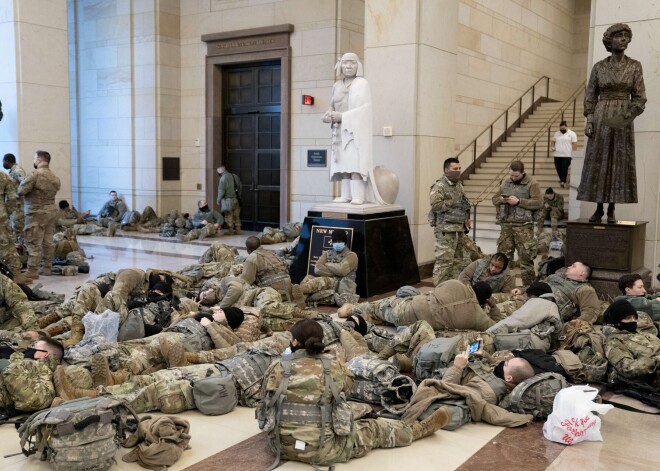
(469, 80), (586, 239)
(459, 76), (551, 179)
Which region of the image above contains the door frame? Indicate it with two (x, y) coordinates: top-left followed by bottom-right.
(202, 25), (293, 227)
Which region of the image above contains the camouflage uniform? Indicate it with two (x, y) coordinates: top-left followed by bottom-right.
(96, 268), (147, 315)
(97, 197), (128, 227)
(538, 193), (565, 233)
(17, 163), (61, 275)
(491, 174), (542, 286)
(7, 163), (26, 242)
(458, 257), (516, 294)
(262, 350), (416, 466)
(56, 206), (83, 230)
(0, 273), (37, 330)
(191, 208), (223, 229)
(0, 354), (58, 412)
(602, 324), (660, 388)
(241, 247), (292, 301)
(0, 172), (23, 275)
(615, 293), (660, 323)
(216, 171), (241, 234)
(544, 273), (601, 323)
(198, 241), (237, 264)
(300, 246), (359, 305)
(429, 175), (471, 285)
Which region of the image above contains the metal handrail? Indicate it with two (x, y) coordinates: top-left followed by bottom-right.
(457, 76), (550, 172)
(469, 79), (587, 239)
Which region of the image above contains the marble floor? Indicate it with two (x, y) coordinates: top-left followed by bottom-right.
(1, 232), (658, 471)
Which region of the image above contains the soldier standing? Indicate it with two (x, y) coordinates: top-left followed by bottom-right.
(17, 150), (61, 280)
(216, 165), (241, 235)
(3, 153), (26, 243)
(0, 171), (28, 283)
(491, 160), (542, 286)
(429, 157), (471, 286)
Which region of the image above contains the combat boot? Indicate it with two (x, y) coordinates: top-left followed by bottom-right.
(54, 366), (98, 401)
(24, 270), (39, 281)
(44, 323), (65, 337)
(62, 321), (84, 348)
(38, 311), (61, 329)
(13, 272), (31, 284)
(91, 353), (128, 387)
(235, 227), (242, 235)
(107, 223), (118, 237)
(393, 353), (412, 372)
(160, 337), (188, 367)
(411, 406), (451, 440)
(291, 284), (306, 308)
(184, 351), (203, 365)
(337, 303), (354, 318)
(377, 345), (396, 360)
(39, 267), (52, 276)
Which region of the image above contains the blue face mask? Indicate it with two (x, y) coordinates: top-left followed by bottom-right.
(333, 242), (345, 252)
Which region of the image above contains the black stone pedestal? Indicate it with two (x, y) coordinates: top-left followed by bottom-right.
(290, 206), (420, 298)
(566, 219), (649, 297)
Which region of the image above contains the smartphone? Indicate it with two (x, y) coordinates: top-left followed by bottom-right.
(468, 340), (480, 354)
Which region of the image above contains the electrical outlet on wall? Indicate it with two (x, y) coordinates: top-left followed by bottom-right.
(197, 184), (202, 190)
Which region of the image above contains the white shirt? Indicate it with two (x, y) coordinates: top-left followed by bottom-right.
(553, 129), (577, 157)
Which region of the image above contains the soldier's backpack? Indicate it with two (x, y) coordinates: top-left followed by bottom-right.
(216, 348), (278, 407)
(192, 374), (238, 416)
(121, 210), (141, 227)
(345, 355), (398, 404)
(17, 396), (138, 471)
(117, 308), (146, 342)
(413, 335), (462, 381)
(160, 222), (176, 238)
(499, 372), (568, 420)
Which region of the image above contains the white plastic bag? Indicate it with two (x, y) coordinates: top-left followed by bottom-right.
(543, 385), (613, 445)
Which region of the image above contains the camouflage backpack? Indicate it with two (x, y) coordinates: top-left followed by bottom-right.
(345, 355), (398, 404)
(499, 372), (568, 419)
(17, 396), (138, 471)
(216, 348), (278, 407)
(160, 222), (176, 237)
(164, 318), (212, 352)
(556, 319), (608, 383)
(121, 210), (141, 226)
(412, 335), (462, 381)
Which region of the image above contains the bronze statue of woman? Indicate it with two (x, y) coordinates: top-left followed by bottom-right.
(577, 23), (646, 223)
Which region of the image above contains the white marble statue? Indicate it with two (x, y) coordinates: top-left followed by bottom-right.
(322, 52), (373, 204)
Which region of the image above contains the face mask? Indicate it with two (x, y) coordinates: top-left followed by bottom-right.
(33, 163), (38, 169)
(23, 347), (46, 359)
(445, 170), (461, 183)
(148, 292), (167, 303)
(333, 242), (345, 252)
(560, 128), (567, 134)
(616, 322), (637, 333)
(200, 205), (209, 212)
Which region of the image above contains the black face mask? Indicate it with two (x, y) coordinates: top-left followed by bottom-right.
(616, 322), (637, 333)
(494, 361), (505, 380)
(289, 342), (301, 353)
(33, 163), (38, 169)
(560, 128), (567, 134)
(147, 292), (168, 303)
(200, 205), (209, 212)
(23, 347), (47, 359)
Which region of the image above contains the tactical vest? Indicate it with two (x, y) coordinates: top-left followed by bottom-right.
(216, 349), (276, 407)
(471, 258), (509, 293)
(497, 179), (536, 224)
(432, 177), (470, 225)
(545, 274), (582, 321)
(467, 361), (509, 403)
(325, 249), (357, 281)
(255, 251), (290, 287)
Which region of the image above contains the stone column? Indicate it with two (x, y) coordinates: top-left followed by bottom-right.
(365, 0), (458, 266)
(0, 0), (71, 199)
(580, 1), (660, 283)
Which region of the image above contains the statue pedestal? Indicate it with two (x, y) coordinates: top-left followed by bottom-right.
(566, 219), (651, 297)
(290, 203), (420, 298)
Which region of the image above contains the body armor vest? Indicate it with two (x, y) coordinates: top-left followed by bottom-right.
(325, 249), (357, 281)
(497, 179), (535, 224)
(471, 258), (509, 293)
(545, 274), (582, 321)
(433, 178), (470, 225)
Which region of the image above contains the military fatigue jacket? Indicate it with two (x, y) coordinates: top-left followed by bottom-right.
(98, 198), (128, 221)
(615, 294), (660, 323)
(216, 172), (241, 203)
(458, 257), (516, 294)
(0, 273), (37, 330)
(602, 324), (660, 382)
(17, 166), (61, 216)
(491, 173), (542, 225)
(0, 172), (17, 219)
(430, 175), (471, 232)
(191, 208), (223, 228)
(241, 248), (289, 287)
(314, 247), (358, 280)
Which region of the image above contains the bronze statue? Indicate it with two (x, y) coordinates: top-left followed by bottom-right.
(577, 23), (646, 223)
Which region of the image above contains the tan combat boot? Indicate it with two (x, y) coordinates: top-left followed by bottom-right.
(13, 272), (31, 284)
(38, 312), (61, 329)
(54, 366), (98, 401)
(393, 353), (413, 372)
(377, 345), (396, 361)
(39, 267), (52, 276)
(91, 353), (128, 387)
(44, 323), (65, 337)
(24, 269), (39, 281)
(291, 284), (306, 308)
(159, 337), (188, 367)
(411, 406), (451, 441)
(62, 321), (85, 348)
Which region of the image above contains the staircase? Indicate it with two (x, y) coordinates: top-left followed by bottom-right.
(462, 101), (586, 240)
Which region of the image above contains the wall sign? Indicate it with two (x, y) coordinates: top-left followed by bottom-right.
(307, 149), (327, 167)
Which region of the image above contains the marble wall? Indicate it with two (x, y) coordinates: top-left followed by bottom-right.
(0, 0), (71, 200)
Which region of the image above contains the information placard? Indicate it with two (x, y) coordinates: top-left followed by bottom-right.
(307, 225), (354, 275)
(307, 150), (327, 167)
